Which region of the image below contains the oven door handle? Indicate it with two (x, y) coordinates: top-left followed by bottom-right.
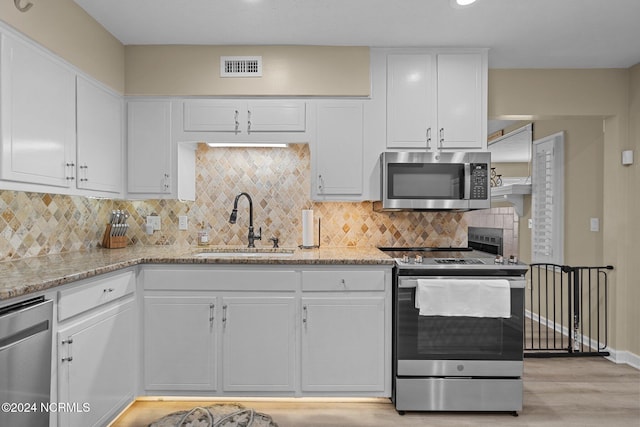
(398, 278), (526, 289)
(464, 163), (471, 199)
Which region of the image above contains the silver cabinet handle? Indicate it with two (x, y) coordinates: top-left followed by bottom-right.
(439, 128), (445, 148)
(247, 110), (252, 134)
(302, 305), (308, 324)
(66, 162), (75, 181)
(163, 173), (170, 192)
(426, 127), (432, 149)
(318, 174), (324, 193)
(79, 164), (88, 182)
(234, 110), (240, 134)
(61, 337), (73, 362)
(222, 304), (228, 325)
(103, 288), (114, 293)
(209, 303), (215, 325)
(340, 278), (346, 287)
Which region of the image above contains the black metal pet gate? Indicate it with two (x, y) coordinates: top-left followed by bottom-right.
(525, 263), (614, 357)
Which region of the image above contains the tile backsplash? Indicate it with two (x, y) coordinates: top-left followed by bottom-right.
(0, 144), (518, 261)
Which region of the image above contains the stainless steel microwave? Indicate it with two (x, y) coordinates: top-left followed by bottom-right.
(374, 151), (491, 211)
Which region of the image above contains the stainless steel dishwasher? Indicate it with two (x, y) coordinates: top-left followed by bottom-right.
(0, 296), (53, 427)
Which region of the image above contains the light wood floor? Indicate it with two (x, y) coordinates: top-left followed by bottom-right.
(110, 357), (639, 427)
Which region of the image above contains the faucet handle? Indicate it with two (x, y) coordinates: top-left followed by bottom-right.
(255, 227), (262, 241)
(269, 237), (279, 248)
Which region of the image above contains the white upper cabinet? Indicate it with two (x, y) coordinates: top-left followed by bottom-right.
(127, 100), (196, 200)
(436, 53), (485, 149)
(180, 100), (308, 143)
(76, 76), (123, 194)
(385, 49), (487, 151)
(0, 32), (76, 188)
(387, 54), (436, 149)
(127, 100), (173, 195)
(312, 101), (364, 200)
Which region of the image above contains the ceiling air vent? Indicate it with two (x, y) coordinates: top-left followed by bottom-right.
(220, 56), (263, 77)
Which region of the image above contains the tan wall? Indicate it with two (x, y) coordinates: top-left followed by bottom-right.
(489, 68), (636, 357)
(627, 64), (640, 355)
(124, 45), (370, 96)
(0, 0), (125, 93)
(492, 162), (530, 177)
(515, 118), (605, 266)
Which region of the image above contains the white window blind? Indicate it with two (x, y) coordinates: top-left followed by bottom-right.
(531, 131), (564, 264)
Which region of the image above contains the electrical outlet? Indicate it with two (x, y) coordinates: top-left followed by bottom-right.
(590, 218), (600, 232)
(178, 215), (188, 230)
(146, 215), (161, 231)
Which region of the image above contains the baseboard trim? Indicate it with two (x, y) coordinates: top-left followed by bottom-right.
(525, 310), (639, 370)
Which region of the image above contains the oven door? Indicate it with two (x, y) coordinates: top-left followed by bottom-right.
(395, 276), (524, 377)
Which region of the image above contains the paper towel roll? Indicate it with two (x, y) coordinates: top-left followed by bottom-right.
(302, 210), (314, 247)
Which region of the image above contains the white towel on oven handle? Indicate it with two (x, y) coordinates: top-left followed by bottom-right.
(415, 279), (511, 318)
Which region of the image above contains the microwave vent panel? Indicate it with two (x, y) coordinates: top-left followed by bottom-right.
(220, 56), (263, 77)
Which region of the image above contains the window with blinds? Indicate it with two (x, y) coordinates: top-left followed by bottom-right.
(531, 131), (564, 264)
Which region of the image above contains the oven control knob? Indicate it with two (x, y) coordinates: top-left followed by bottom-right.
(401, 255), (409, 263)
(457, 364), (464, 372)
(415, 255), (423, 263)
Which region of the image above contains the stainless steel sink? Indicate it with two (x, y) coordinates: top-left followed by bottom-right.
(193, 249), (295, 258)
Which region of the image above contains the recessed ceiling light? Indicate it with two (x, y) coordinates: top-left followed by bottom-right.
(450, 0), (478, 8)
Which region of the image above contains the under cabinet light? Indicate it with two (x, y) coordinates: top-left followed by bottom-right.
(205, 142), (289, 148)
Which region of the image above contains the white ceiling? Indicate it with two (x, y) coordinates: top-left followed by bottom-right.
(73, 0), (640, 69)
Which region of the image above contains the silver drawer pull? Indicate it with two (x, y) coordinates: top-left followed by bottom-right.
(103, 288), (115, 293)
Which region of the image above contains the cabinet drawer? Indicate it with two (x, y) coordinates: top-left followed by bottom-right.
(143, 267), (298, 291)
(302, 270), (385, 292)
(58, 271), (135, 321)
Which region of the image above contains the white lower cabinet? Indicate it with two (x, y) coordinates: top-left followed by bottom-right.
(222, 296), (296, 392)
(144, 297), (218, 391)
(141, 265), (391, 397)
(57, 279), (135, 427)
(301, 297), (386, 392)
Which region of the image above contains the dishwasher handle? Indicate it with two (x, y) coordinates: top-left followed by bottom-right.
(0, 297), (52, 353)
(0, 321), (49, 352)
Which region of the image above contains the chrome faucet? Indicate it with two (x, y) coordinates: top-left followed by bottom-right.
(229, 192), (262, 248)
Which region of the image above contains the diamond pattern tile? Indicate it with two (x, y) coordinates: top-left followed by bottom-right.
(0, 144), (519, 261)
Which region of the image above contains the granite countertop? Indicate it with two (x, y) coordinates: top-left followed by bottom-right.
(0, 245), (394, 301)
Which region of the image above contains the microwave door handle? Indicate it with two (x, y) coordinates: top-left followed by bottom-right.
(464, 163), (471, 199)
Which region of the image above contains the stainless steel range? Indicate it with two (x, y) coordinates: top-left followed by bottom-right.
(379, 245), (527, 415)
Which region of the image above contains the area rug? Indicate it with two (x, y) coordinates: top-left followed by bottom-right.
(148, 403), (279, 427)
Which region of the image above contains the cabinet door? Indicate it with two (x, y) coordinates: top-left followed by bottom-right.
(313, 101), (364, 198)
(246, 101), (306, 132)
(144, 296), (218, 391)
(222, 296), (296, 392)
(76, 76), (123, 194)
(301, 297), (386, 392)
(183, 100), (241, 132)
(0, 33), (76, 187)
(436, 53), (484, 149)
(58, 301), (135, 427)
(127, 101), (172, 194)
(386, 54), (436, 149)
